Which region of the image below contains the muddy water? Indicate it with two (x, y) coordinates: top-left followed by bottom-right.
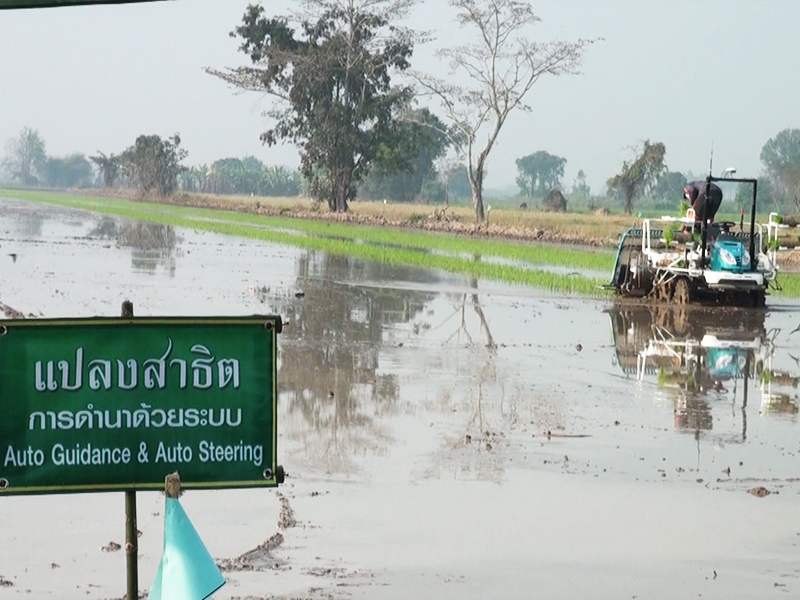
(2, 196), (800, 600)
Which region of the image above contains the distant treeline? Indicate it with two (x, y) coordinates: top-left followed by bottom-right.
(0, 124), (475, 203)
(3, 125), (799, 215)
(0, 128), (304, 198)
(178, 158), (303, 197)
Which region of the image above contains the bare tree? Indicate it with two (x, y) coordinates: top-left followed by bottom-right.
(3, 126), (47, 186)
(412, 0), (593, 223)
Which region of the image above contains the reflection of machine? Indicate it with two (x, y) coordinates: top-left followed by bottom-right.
(609, 306), (798, 435)
(610, 306), (768, 384)
(760, 367), (800, 415)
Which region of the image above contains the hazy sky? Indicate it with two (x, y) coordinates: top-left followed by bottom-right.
(1, 0), (798, 194)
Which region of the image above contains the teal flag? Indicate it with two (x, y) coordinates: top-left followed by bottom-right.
(148, 497), (225, 600)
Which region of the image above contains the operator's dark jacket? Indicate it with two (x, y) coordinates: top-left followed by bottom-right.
(684, 181), (723, 222)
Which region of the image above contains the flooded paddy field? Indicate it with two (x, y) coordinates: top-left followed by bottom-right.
(2, 197), (800, 600)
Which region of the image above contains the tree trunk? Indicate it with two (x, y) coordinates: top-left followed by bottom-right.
(624, 190), (634, 215)
(472, 186), (485, 222)
(329, 168), (350, 213)
(470, 160), (486, 223)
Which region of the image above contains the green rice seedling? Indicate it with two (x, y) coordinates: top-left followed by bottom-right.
(774, 273), (800, 297)
(7, 189), (799, 299)
(3, 190), (607, 296)
(4, 190), (616, 271)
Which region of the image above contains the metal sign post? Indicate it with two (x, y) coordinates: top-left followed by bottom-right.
(122, 301), (139, 600)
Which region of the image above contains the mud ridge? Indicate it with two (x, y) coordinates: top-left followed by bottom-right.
(0, 300), (25, 319)
(217, 532), (286, 572)
(219, 493), (298, 571)
(277, 492), (297, 529)
(230, 593), (335, 600)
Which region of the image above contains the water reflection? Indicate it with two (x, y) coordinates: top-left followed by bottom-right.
(264, 253), (526, 480)
(416, 278), (508, 483)
(610, 305), (799, 440)
(442, 277), (497, 349)
(89, 217), (179, 275)
(15, 213), (44, 237)
(417, 358), (511, 485)
(269, 252), (438, 474)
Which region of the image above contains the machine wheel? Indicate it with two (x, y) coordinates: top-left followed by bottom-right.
(673, 278), (692, 305)
(653, 281), (673, 303)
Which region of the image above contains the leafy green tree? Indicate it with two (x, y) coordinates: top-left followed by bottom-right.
(90, 151), (122, 188)
(760, 128), (800, 211)
(239, 156), (265, 195)
(3, 126), (47, 186)
(419, 176), (446, 203)
(207, 1), (416, 213)
(179, 166), (198, 192)
(571, 169), (590, 201)
(41, 153), (93, 188)
(651, 170), (686, 202)
(447, 165), (472, 201)
(180, 159), (303, 197)
(120, 134), (187, 197)
(261, 165), (303, 196)
(515, 151), (566, 198)
(607, 140), (667, 214)
(179, 164), (208, 193)
(360, 107), (452, 202)
(211, 156), (272, 195)
(735, 175), (781, 212)
(207, 157), (245, 195)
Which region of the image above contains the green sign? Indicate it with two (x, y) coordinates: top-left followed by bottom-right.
(0, 316), (281, 495)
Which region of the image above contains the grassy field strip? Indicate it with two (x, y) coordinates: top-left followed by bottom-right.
(3, 190), (615, 271)
(3, 190), (607, 296)
(155, 198), (616, 270)
(6, 189), (799, 298)
(775, 274), (800, 297)
(470, 253), (610, 280)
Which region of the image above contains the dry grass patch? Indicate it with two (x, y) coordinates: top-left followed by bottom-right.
(70, 189), (625, 246)
(11, 187), (800, 249)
